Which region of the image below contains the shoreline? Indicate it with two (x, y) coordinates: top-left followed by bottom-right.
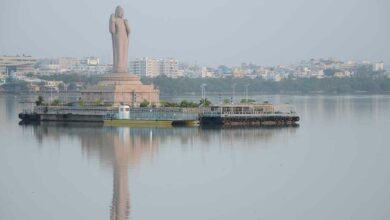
(2, 90), (390, 96)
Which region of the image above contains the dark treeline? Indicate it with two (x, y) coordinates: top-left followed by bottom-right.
(38, 74), (99, 88)
(142, 76), (390, 95)
(6, 74), (389, 95)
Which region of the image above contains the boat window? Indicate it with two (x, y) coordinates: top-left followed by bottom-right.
(125, 108), (129, 111)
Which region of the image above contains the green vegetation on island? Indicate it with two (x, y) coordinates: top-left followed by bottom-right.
(159, 98), (211, 108)
(142, 76), (390, 95)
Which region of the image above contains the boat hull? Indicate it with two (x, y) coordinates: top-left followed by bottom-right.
(200, 115), (300, 127)
(104, 119), (174, 127)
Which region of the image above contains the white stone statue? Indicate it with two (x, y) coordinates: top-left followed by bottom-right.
(110, 6), (131, 73)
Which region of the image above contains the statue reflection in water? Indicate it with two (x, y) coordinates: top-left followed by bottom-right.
(23, 122), (297, 220)
(110, 128), (131, 220)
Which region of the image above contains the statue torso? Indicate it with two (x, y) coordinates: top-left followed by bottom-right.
(114, 17), (127, 37)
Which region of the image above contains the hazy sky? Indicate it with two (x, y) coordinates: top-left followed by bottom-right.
(0, 0), (389, 66)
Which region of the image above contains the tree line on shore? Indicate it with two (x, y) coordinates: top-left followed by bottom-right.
(3, 73), (390, 95)
(142, 76), (390, 95)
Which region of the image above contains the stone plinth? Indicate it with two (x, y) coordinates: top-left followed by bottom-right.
(81, 73), (160, 107)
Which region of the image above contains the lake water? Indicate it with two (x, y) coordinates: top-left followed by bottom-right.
(0, 94), (389, 220)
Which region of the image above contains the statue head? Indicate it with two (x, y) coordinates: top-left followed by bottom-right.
(115, 6), (124, 18)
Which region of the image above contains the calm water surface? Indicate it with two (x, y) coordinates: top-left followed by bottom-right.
(0, 94), (389, 220)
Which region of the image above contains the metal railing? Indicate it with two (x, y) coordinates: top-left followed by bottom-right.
(33, 106), (115, 116)
(201, 110), (297, 117)
(106, 108), (199, 121)
(201, 103), (298, 117)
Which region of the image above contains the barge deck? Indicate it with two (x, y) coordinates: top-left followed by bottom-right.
(200, 104), (299, 126)
(19, 103), (300, 127)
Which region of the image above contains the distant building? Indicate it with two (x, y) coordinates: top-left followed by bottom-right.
(130, 57), (159, 77)
(85, 57), (100, 66)
(201, 67), (215, 78)
(217, 65), (232, 76)
(37, 80), (63, 93)
(311, 70), (325, 79)
(129, 57), (178, 78)
(35, 56), (109, 75)
(69, 64), (111, 75)
(58, 57), (80, 70)
(334, 70), (352, 78)
(160, 58), (178, 77)
(0, 55), (37, 75)
(373, 62), (385, 71)
(232, 68), (245, 78)
(36, 59), (61, 75)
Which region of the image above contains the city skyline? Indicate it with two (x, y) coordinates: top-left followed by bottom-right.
(0, 53), (387, 69)
(1, 0), (389, 67)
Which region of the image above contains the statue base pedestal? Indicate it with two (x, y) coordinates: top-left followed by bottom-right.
(81, 72), (160, 107)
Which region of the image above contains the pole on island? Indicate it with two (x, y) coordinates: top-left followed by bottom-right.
(200, 83), (206, 103)
(232, 83), (237, 104)
(245, 84), (250, 103)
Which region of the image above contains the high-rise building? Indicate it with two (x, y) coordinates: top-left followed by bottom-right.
(160, 58), (178, 77)
(129, 57), (159, 77)
(129, 57), (178, 77)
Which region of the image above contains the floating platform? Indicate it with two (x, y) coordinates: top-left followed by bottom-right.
(199, 104), (299, 127)
(19, 103), (300, 127)
(19, 105), (200, 127)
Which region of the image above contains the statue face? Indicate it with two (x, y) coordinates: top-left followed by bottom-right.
(115, 6), (124, 18)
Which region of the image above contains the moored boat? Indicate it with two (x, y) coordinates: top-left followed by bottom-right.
(199, 103), (299, 127)
(103, 105), (199, 127)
